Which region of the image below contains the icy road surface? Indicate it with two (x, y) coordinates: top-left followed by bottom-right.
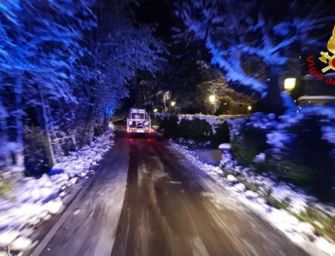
(31, 134), (307, 256)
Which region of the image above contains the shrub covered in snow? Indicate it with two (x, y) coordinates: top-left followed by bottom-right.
(266, 107), (335, 199)
(229, 108), (335, 200)
(211, 122), (230, 147)
(229, 113), (278, 164)
(154, 114), (230, 147)
(156, 115), (179, 138)
(178, 118), (212, 142)
(23, 126), (53, 176)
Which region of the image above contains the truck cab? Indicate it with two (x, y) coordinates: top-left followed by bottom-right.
(127, 108), (152, 134)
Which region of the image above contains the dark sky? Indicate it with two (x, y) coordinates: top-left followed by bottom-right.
(135, 0), (335, 42)
(135, 0), (174, 41)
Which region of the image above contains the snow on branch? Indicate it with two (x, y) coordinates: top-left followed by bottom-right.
(176, 0), (332, 95)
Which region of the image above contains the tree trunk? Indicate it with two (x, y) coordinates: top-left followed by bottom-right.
(14, 75), (24, 168)
(262, 65), (285, 115)
(39, 85), (55, 166)
(0, 114), (10, 166)
(71, 134), (77, 151)
(45, 98), (62, 159)
(15, 76), (24, 146)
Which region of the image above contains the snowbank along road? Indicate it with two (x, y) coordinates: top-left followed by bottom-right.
(29, 133), (308, 256)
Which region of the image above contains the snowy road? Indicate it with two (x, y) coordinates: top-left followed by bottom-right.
(30, 134), (307, 256)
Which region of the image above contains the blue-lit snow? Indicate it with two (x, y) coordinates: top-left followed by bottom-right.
(0, 130), (114, 252)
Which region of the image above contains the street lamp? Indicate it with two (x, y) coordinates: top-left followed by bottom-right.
(247, 105), (252, 112)
(170, 101), (176, 107)
(284, 78), (296, 92)
(209, 94), (216, 104)
(153, 108), (158, 113)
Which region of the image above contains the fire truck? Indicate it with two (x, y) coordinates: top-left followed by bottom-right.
(126, 108), (152, 134)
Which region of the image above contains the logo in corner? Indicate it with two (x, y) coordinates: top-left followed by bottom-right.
(319, 25), (335, 73)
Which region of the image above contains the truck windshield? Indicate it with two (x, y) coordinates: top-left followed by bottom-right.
(131, 113), (144, 119)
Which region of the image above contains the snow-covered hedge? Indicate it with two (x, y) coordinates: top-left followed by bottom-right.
(229, 108), (335, 199)
(154, 113), (242, 133)
(228, 113), (278, 163)
(177, 114), (243, 133)
(153, 114), (231, 146)
(267, 107), (335, 198)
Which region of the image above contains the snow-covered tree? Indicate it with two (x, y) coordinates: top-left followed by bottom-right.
(95, 0), (164, 114)
(176, 0), (332, 113)
(69, 0), (165, 144)
(0, 0), (97, 172)
(0, 0), (164, 174)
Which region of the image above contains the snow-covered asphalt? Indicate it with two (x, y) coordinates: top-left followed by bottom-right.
(30, 133), (307, 256)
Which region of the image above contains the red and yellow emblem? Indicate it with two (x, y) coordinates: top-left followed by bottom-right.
(319, 25), (335, 73)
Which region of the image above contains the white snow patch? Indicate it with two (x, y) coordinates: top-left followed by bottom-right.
(44, 199), (63, 215)
(233, 183), (246, 192)
(245, 190), (258, 200)
(226, 174), (237, 183)
(296, 222), (315, 236)
(10, 236), (32, 251)
(0, 230), (20, 247)
(315, 237), (335, 255)
(253, 153), (266, 163)
(218, 143), (231, 150)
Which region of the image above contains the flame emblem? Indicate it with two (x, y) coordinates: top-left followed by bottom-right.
(319, 25), (335, 73)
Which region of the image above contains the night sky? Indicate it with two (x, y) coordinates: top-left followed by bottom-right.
(135, 0), (174, 41)
(135, 0), (335, 43)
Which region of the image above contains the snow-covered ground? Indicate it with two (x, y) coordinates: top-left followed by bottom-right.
(0, 130), (114, 254)
(171, 141), (335, 256)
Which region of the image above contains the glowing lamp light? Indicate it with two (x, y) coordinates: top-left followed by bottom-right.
(247, 105), (252, 111)
(209, 94), (216, 104)
(153, 108), (158, 113)
(170, 101), (176, 107)
(284, 78), (296, 92)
